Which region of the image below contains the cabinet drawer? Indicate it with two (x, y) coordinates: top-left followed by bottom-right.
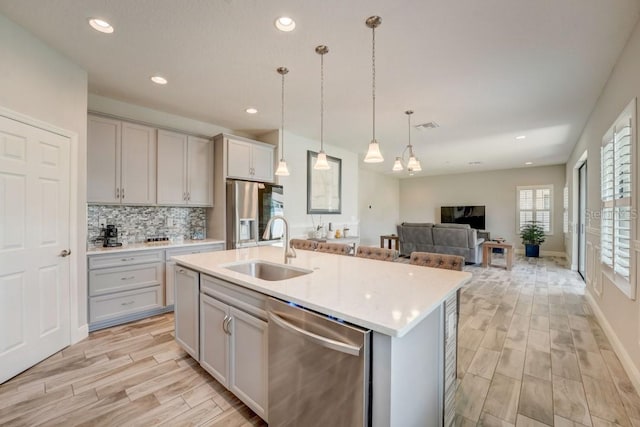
(89, 285), (163, 323)
(201, 274), (267, 320)
(166, 244), (223, 259)
(89, 262), (163, 296)
(89, 250), (164, 269)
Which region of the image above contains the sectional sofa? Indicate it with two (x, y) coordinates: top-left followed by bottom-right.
(396, 222), (485, 264)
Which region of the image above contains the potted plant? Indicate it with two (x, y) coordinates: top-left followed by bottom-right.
(520, 221), (546, 257)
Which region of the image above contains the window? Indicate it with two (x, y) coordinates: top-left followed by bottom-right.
(517, 185), (553, 233)
(600, 98), (636, 298)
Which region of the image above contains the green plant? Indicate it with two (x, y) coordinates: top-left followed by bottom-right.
(520, 221), (546, 245)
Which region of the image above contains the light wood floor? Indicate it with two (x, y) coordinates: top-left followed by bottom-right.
(0, 314), (267, 426)
(456, 256), (640, 427)
(2, 257), (639, 426)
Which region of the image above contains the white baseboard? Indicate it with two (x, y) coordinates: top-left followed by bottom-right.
(585, 290), (640, 395)
(514, 249), (567, 258)
(71, 323), (89, 344)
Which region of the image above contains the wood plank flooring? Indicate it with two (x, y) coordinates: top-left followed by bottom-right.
(0, 315), (267, 426)
(1, 256), (639, 426)
(456, 256), (640, 427)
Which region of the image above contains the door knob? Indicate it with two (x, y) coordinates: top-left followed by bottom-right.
(59, 249), (71, 257)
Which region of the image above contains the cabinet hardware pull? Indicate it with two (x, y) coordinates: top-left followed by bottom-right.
(178, 269), (185, 273)
(121, 276), (135, 281)
(222, 315), (229, 334)
(121, 257), (135, 261)
(116, 188), (119, 198)
(187, 192), (191, 201)
(121, 301), (135, 306)
(121, 188), (125, 199)
(223, 316), (232, 335)
(59, 249), (71, 257)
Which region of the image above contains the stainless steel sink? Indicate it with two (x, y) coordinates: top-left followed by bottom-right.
(222, 260), (312, 281)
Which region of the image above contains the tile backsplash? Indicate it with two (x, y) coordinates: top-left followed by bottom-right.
(87, 205), (206, 245)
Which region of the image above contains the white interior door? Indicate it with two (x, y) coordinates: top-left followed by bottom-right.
(0, 115), (71, 383)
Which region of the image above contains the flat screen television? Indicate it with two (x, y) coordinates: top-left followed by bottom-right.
(440, 205), (486, 230)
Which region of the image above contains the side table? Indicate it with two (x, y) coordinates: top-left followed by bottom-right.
(482, 241), (514, 271)
(380, 234), (399, 251)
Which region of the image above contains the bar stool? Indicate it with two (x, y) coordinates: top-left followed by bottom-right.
(409, 252), (464, 271)
(355, 246), (398, 262)
(290, 239), (318, 251)
(316, 242), (352, 255)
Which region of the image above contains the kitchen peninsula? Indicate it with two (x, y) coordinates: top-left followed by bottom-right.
(173, 246), (471, 426)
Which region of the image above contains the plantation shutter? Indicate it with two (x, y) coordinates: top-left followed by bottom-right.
(517, 185), (553, 233)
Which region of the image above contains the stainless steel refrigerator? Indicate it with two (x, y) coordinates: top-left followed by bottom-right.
(226, 180), (284, 249)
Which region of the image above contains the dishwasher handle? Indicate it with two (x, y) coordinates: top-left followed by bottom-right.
(269, 311), (362, 356)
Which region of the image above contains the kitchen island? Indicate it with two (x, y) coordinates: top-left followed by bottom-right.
(173, 245), (471, 426)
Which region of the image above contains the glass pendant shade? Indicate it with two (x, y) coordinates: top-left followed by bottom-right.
(392, 157), (403, 171)
(413, 159), (422, 172)
(407, 155), (419, 170)
(314, 150), (331, 170)
(275, 159), (290, 176)
(364, 140), (384, 163)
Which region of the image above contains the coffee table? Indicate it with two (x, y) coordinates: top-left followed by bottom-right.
(482, 241), (514, 270)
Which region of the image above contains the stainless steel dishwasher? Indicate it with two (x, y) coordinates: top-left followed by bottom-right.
(267, 297), (371, 426)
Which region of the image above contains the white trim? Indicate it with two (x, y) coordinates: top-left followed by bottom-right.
(585, 290), (640, 396)
(0, 105), (87, 344)
(514, 249), (567, 258)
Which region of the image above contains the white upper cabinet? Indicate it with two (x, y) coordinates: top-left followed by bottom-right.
(226, 137), (274, 182)
(87, 115), (156, 205)
(157, 130), (213, 206)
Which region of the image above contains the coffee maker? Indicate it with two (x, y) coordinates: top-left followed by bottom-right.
(102, 224), (122, 247)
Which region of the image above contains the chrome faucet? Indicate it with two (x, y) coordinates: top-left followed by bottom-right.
(262, 215), (296, 264)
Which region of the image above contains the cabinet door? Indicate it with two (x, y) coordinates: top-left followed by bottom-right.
(174, 267), (199, 360)
(229, 307), (268, 421)
(87, 115), (121, 203)
(165, 260), (176, 306)
(226, 139), (252, 180)
(200, 294), (230, 386)
(157, 130), (188, 205)
(251, 143), (274, 183)
(121, 122), (157, 204)
(187, 136), (213, 206)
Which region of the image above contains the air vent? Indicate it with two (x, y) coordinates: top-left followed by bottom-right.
(415, 121), (439, 130)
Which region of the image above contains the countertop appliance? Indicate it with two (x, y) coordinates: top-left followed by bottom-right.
(102, 224), (122, 247)
(267, 297), (371, 426)
(226, 180), (284, 249)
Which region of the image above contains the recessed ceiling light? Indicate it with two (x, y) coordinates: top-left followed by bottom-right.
(150, 76), (168, 85)
(245, 107), (258, 114)
(468, 161), (482, 165)
(275, 16), (296, 32)
(525, 161), (533, 165)
(515, 135), (526, 140)
(88, 18), (114, 34)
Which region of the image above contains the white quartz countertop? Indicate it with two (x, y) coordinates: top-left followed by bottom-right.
(173, 246), (471, 337)
(87, 238), (225, 255)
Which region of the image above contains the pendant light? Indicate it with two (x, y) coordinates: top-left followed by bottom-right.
(364, 16), (384, 163)
(275, 66), (290, 176)
(314, 45), (331, 170)
(392, 110), (422, 173)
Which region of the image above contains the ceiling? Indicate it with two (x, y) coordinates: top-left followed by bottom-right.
(1, 0), (639, 177)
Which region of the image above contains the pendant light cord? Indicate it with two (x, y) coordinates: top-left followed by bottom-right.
(320, 51), (325, 151)
(281, 71), (285, 159)
(372, 24), (376, 142)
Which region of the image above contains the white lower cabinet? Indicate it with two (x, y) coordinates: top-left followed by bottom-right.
(199, 278), (268, 422)
(165, 243), (224, 306)
(175, 267), (200, 360)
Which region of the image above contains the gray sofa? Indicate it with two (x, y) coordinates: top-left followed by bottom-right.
(396, 222), (484, 264)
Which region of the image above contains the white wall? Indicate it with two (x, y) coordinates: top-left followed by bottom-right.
(264, 130), (360, 239)
(565, 17), (640, 388)
(0, 13), (89, 339)
(359, 169), (400, 246)
(399, 165), (566, 253)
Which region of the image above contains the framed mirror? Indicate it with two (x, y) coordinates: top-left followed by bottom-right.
(307, 150), (342, 214)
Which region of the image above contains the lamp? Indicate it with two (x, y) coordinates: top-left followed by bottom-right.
(392, 110), (423, 174)
(364, 16), (384, 163)
(275, 67), (290, 176)
(314, 45), (330, 170)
